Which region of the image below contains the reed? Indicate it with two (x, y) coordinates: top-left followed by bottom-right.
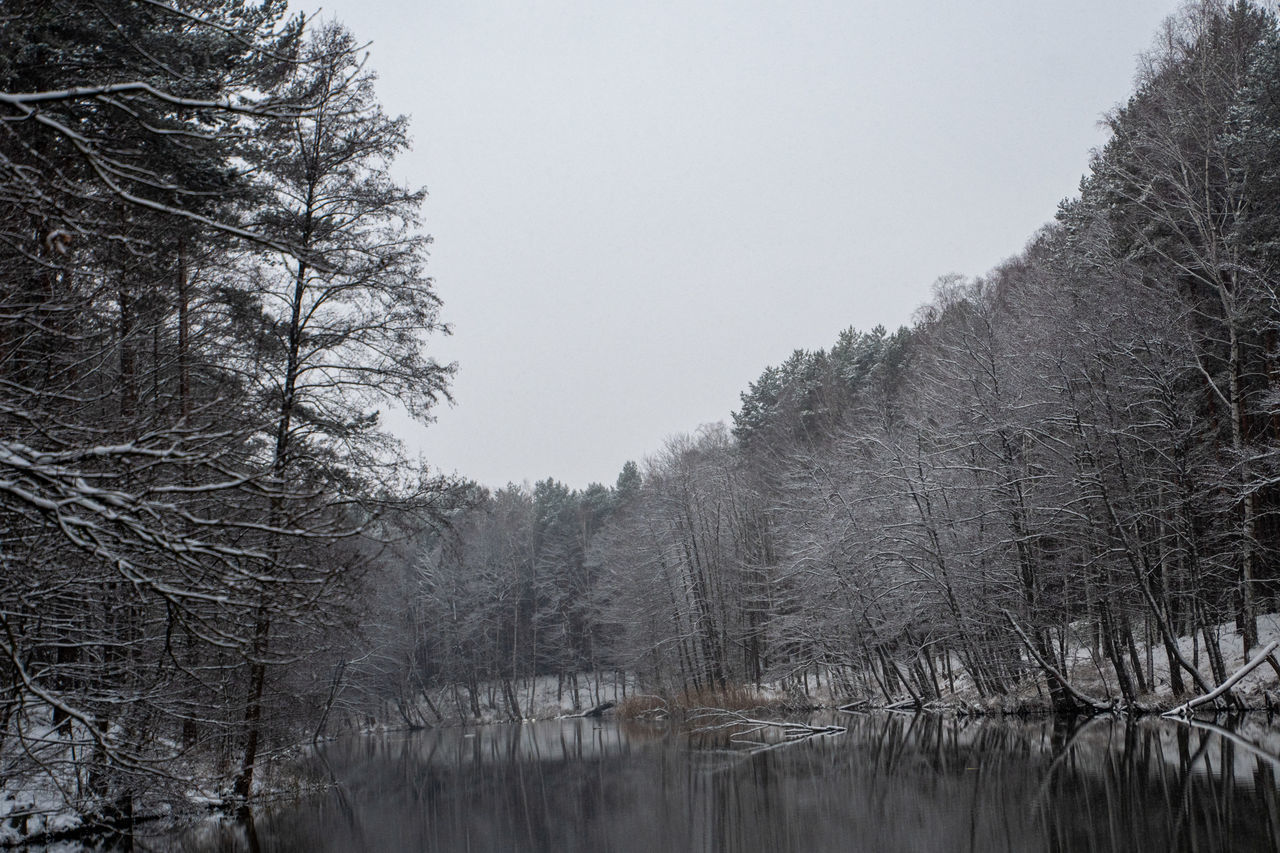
(615, 684), (781, 719)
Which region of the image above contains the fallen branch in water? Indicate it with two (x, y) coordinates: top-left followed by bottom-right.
(1163, 640), (1280, 718)
(837, 698), (872, 714)
(689, 709), (845, 748)
(882, 698), (921, 712)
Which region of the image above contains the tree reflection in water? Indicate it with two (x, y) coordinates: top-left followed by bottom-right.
(165, 714), (1280, 852)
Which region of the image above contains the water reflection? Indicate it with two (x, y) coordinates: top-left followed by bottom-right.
(159, 714), (1280, 852)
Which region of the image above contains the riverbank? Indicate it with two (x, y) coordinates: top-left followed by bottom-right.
(906, 612), (1280, 717)
(362, 613), (1280, 731)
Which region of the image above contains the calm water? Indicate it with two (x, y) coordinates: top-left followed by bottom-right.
(160, 713), (1280, 852)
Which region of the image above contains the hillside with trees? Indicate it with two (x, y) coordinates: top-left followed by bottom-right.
(400, 0), (1280, 720)
(6, 0), (1280, 842)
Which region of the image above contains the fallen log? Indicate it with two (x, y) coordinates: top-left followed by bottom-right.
(690, 709), (845, 746)
(1003, 610), (1116, 713)
(1163, 640), (1280, 718)
(882, 698), (921, 712)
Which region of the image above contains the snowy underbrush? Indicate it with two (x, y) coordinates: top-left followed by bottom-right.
(0, 713), (330, 849)
(1, 770), (89, 848)
(0, 718), (164, 848)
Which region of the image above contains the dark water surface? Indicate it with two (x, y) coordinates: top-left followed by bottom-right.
(162, 713), (1280, 852)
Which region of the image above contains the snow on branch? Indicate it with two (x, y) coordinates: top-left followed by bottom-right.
(1163, 641), (1280, 718)
(689, 708), (845, 752)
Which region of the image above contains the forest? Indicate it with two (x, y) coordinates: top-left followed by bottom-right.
(418, 0), (1280, 721)
(5, 0), (1280, 840)
(0, 0), (459, 836)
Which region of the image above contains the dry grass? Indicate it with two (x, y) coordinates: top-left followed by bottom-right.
(616, 684), (781, 720)
(615, 694), (671, 719)
(676, 684), (772, 713)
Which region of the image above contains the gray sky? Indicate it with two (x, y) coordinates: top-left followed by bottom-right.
(310, 0), (1177, 490)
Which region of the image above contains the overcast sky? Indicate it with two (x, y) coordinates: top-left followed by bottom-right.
(309, 0), (1177, 490)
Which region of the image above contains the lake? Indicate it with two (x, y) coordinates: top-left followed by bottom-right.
(163, 712), (1280, 852)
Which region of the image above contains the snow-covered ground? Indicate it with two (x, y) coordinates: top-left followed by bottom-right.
(815, 613), (1280, 714)
(989, 612), (1280, 712)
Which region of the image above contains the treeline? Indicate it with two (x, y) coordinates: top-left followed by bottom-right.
(411, 0), (1280, 717)
(1, 0), (455, 828)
